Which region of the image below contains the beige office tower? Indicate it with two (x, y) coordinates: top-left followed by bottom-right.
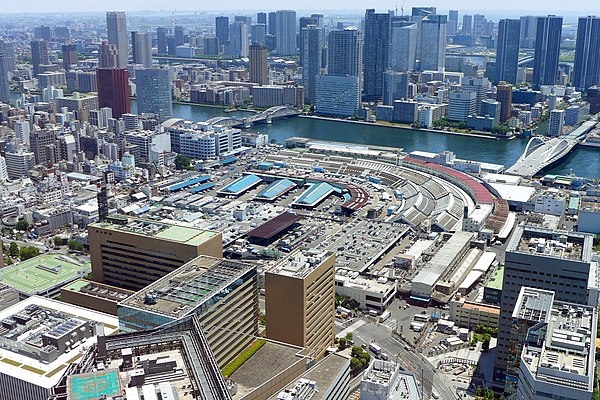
(266, 249), (336, 360)
(89, 215), (222, 291)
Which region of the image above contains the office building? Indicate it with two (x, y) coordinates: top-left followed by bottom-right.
(61, 279), (133, 315)
(174, 26), (184, 45)
(203, 37), (219, 55)
(275, 10), (297, 55)
(268, 11), (277, 35)
(106, 11), (128, 68)
(532, 16), (563, 89)
(390, 20), (417, 72)
(495, 19), (521, 84)
(89, 215), (222, 291)
(131, 31), (152, 68)
(118, 255), (258, 368)
(249, 44), (269, 85)
(497, 82), (513, 122)
(548, 109), (565, 136)
(448, 90), (477, 122)
(462, 14), (473, 35)
(157, 27), (167, 54)
(61, 43), (77, 70)
(588, 86), (600, 114)
(383, 70), (409, 106)
(520, 16), (538, 48)
(327, 28), (363, 79)
(0, 44), (9, 102)
(301, 25), (323, 102)
(0, 156), (7, 182)
(299, 16), (318, 64)
(30, 129), (56, 164)
(96, 68), (130, 118)
(266, 249), (335, 360)
(136, 67), (172, 122)
(420, 15), (447, 72)
(315, 74), (360, 117)
(360, 360), (421, 400)
(363, 9), (391, 101)
(99, 40), (118, 68)
(257, 12), (267, 25)
(251, 23), (266, 45)
(448, 10), (459, 35)
(573, 16), (600, 91)
(493, 226), (599, 383)
(472, 14), (487, 38)
(412, 7), (436, 20)
(31, 39), (49, 77)
(229, 21), (249, 57)
(5, 151), (34, 179)
(462, 76), (490, 114)
(215, 16), (229, 46)
(0, 296), (119, 400)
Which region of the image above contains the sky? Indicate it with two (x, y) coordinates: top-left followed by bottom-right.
(1, 0), (599, 14)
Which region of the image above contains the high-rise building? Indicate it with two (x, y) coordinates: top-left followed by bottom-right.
(327, 28), (363, 79)
(5, 151), (34, 179)
(588, 86), (600, 114)
(519, 16), (538, 48)
(462, 15), (473, 35)
(131, 32), (152, 67)
(301, 25), (323, 102)
(0, 41), (15, 77)
(472, 14), (487, 38)
(390, 20), (417, 72)
(495, 19), (521, 84)
(462, 76), (490, 114)
(448, 10), (459, 35)
(203, 37), (219, 55)
(448, 90), (477, 122)
(136, 67), (172, 122)
(275, 10), (297, 55)
(99, 40), (118, 68)
(215, 16), (229, 45)
(363, 9), (391, 101)
(315, 74), (360, 117)
(411, 7), (436, 20)
(249, 44), (269, 85)
(383, 70), (409, 106)
(298, 16), (318, 64)
(257, 12), (267, 25)
(96, 68), (130, 118)
(30, 129), (56, 164)
(493, 226), (599, 384)
(106, 11), (128, 68)
(157, 27), (167, 54)
(573, 16), (600, 91)
(496, 82), (513, 123)
(251, 23), (266, 45)
(548, 109), (565, 136)
(31, 39), (49, 77)
(268, 11), (277, 35)
(89, 215), (223, 291)
(0, 44), (10, 102)
(61, 44), (77, 71)
(420, 15), (447, 72)
(174, 26), (184, 46)
(532, 15), (563, 89)
(228, 21), (249, 57)
(265, 249), (335, 360)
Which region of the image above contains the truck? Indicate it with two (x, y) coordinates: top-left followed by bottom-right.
(379, 311), (391, 323)
(369, 343), (382, 356)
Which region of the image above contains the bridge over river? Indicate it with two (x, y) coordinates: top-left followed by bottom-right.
(203, 106), (301, 129)
(506, 120), (597, 177)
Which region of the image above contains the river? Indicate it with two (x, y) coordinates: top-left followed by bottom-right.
(136, 101), (599, 180)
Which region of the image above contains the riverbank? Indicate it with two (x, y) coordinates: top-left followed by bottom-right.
(298, 115), (511, 141)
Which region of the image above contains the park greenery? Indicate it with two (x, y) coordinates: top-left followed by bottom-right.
(221, 339), (266, 378)
(350, 345), (371, 375)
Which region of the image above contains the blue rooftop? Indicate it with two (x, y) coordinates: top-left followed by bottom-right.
(255, 179), (296, 200)
(293, 182), (337, 207)
(190, 182), (216, 193)
(169, 175), (211, 192)
(219, 174), (262, 195)
(221, 157), (238, 165)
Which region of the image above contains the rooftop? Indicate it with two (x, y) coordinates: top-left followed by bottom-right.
(247, 212), (304, 240)
(90, 215), (218, 246)
(509, 225), (592, 262)
(580, 199), (600, 213)
(0, 296), (118, 388)
(513, 287), (555, 322)
(61, 279), (133, 303)
(269, 249), (334, 279)
(485, 265), (504, 290)
(0, 253), (90, 295)
(120, 256), (254, 318)
(361, 360), (420, 400)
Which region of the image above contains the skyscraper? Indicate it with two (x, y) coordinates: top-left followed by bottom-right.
(251, 24), (266, 45)
(495, 19), (521, 84)
(472, 14), (487, 38)
(411, 7), (436, 20)
(298, 16), (317, 64)
(268, 12), (277, 35)
(390, 20), (417, 72)
(257, 12), (267, 25)
(249, 44), (269, 85)
(519, 16), (538, 48)
(106, 11), (128, 68)
(99, 41), (118, 68)
(174, 26), (184, 46)
(363, 9), (391, 101)
(420, 15), (447, 72)
(573, 16), (600, 91)
(96, 68), (130, 118)
(532, 15), (563, 89)
(383, 70), (409, 106)
(215, 16), (229, 45)
(496, 82), (513, 123)
(157, 27), (167, 54)
(131, 32), (152, 68)
(275, 10), (297, 55)
(31, 39), (49, 77)
(61, 44), (77, 71)
(136, 67), (172, 122)
(301, 25), (323, 102)
(462, 15), (473, 35)
(327, 28), (363, 78)
(228, 21), (249, 57)
(448, 10), (459, 35)
(0, 45), (10, 102)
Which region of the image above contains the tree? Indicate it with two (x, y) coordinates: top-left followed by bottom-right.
(174, 154), (191, 170)
(8, 242), (19, 258)
(350, 357), (363, 373)
(338, 337), (347, 350)
(53, 236), (63, 247)
(482, 333), (491, 351)
(15, 219), (29, 231)
(68, 240), (84, 252)
(19, 246), (39, 260)
(345, 332), (353, 342)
